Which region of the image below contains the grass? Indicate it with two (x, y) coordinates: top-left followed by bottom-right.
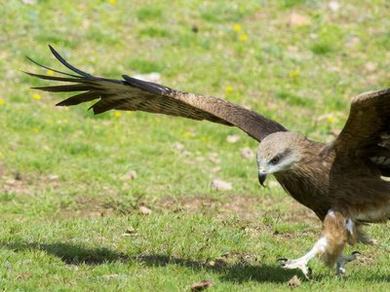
(0, 0), (389, 290)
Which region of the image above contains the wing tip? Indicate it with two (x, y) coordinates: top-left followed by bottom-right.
(55, 101), (67, 107)
(122, 74), (170, 95)
(48, 44), (55, 52)
(47, 45), (92, 78)
(89, 104), (103, 115)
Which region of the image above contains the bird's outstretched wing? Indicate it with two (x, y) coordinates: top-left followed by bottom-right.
(329, 88), (390, 176)
(26, 46), (287, 142)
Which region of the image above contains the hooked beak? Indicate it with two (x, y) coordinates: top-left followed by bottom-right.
(258, 172), (267, 187)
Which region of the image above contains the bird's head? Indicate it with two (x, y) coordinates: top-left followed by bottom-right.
(256, 132), (305, 186)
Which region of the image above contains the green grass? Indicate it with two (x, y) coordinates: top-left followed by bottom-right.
(1, 0), (390, 290)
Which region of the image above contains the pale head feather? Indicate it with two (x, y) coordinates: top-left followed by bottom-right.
(256, 132), (308, 174)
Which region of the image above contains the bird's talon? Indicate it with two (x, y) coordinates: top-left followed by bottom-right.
(336, 251), (361, 276)
(278, 258), (312, 279)
(307, 267), (312, 277)
(277, 257), (288, 264)
(300, 266), (312, 280)
(351, 251), (361, 256)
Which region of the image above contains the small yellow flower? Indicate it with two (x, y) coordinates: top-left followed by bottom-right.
(47, 69), (54, 76)
(239, 33), (248, 42)
(0, 97), (5, 106)
(113, 111), (122, 118)
(108, 0), (117, 5)
(225, 85), (234, 95)
(232, 23), (241, 32)
(32, 93), (42, 100)
(33, 127), (40, 133)
(288, 69), (301, 79)
(327, 115), (336, 124)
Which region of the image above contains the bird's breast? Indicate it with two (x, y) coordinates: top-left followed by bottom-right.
(275, 165), (332, 220)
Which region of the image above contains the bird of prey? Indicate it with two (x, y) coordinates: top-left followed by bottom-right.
(27, 46), (390, 278)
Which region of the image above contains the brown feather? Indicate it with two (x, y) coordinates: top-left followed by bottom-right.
(56, 91), (99, 106)
(32, 84), (92, 92)
(328, 88), (390, 177)
(26, 47), (287, 142)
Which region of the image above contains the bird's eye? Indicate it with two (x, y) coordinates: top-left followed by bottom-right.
(269, 155), (280, 165)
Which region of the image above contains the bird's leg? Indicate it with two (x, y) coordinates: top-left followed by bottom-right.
(332, 224), (371, 276)
(336, 251), (361, 276)
(278, 237), (327, 279)
(279, 209), (349, 278)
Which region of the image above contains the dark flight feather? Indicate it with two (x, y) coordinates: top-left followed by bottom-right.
(31, 84), (93, 92)
(329, 88), (390, 177)
(23, 71), (83, 83)
(56, 91), (100, 106)
(48, 45), (92, 78)
(26, 56), (81, 78)
(26, 46), (287, 142)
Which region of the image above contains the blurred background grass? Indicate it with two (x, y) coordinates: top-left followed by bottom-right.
(0, 0), (389, 290)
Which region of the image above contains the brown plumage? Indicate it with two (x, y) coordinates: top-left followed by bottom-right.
(27, 46), (390, 278)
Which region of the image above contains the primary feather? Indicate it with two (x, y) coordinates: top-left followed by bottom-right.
(26, 46), (287, 142)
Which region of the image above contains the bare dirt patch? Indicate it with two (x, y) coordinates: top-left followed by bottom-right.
(157, 194), (318, 224)
(157, 195), (266, 220)
(58, 196), (115, 219)
(0, 168), (62, 196)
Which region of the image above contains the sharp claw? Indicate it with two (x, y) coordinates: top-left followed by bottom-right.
(336, 251), (361, 276)
(345, 251), (361, 263)
(298, 266), (311, 280)
(336, 268), (346, 277)
(277, 257), (288, 263)
(277, 258), (312, 280)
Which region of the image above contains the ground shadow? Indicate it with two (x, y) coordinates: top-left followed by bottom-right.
(1, 241), (129, 265)
(134, 254), (300, 283)
(1, 241), (387, 283)
(0, 241), (299, 283)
